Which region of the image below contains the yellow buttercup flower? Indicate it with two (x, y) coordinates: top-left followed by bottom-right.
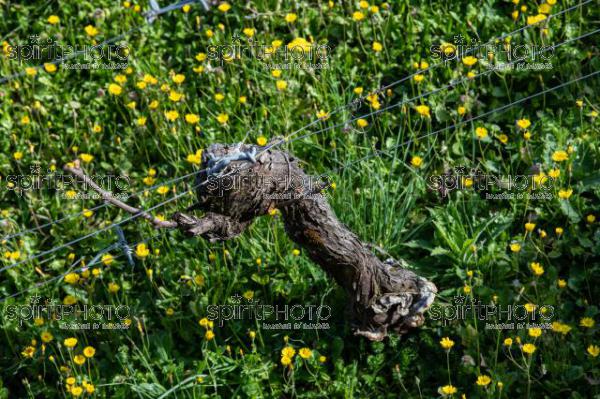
(21, 346), (35, 358)
(285, 13), (297, 23)
(558, 189), (573, 199)
(551, 321), (572, 334)
(525, 222), (536, 232)
(522, 343), (536, 354)
(411, 156), (423, 168)
(476, 375), (491, 386)
(102, 254), (114, 266)
(528, 328), (542, 338)
(185, 114), (200, 124)
(186, 152), (201, 165)
(64, 337), (78, 348)
(462, 56), (478, 66)
(548, 169), (560, 179)
(372, 41), (383, 52)
(475, 127), (488, 139)
(83, 346), (95, 358)
(136, 243), (150, 258)
(169, 91), (183, 102)
(74, 354), (86, 365)
(276, 80), (288, 91)
(108, 83), (122, 95)
(299, 348), (312, 359)
(48, 15), (60, 24)
(281, 355), (292, 366)
(440, 385), (457, 395)
(352, 11), (365, 21)
(580, 317), (595, 328)
(415, 104), (430, 117)
(524, 303), (536, 313)
(216, 113), (229, 124)
(218, 2), (231, 12)
(282, 346), (296, 358)
(114, 74), (127, 84)
(357, 118), (368, 128)
(516, 119), (531, 129)
(44, 63), (57, 73)
(527, 14), (546, 25)
(172, 74), (185, 84)
(64, 273), (80, 284)
(587, 345), (600, 357)
(316, 110), (330, 120)
(84, 25), (99, 37)
(530, 262), (544, 276)
(256, 136), (268, 146)
(552, 150), (568, 162)
(164, 110), (179, 121)
(440, 337), (454, 350)
(41, 331), (54, 343)
(440, 42), (456, 56)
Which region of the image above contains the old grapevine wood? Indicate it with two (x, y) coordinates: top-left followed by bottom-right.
(66, 142), (437, 340)
(173, 143), (437, 341)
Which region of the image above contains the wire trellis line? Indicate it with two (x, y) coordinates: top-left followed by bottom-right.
(2, 69), (597, 301)
(3, 65), (597, 275)
(281, 27), (600, 146)
(0, 0), (207, 84)
(277, 0), (594, 145)
(5, 24), (596, 245)
(1, 1), (591, 243)
(328, 70), (600, 177)
(1, 168), (203, 243)
(0, 229), (167, 303)
(1, 1), (595, 276)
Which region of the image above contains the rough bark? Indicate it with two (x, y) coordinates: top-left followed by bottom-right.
(66, 142), (437, 341)
(176, 143), (437, 341)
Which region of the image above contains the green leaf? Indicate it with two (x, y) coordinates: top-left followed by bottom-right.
(559, 200), (581, 223)
(430, 247), (451, 256)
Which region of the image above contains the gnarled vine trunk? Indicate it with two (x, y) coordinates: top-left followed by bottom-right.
(173, 143), (437, 341)
(66, 142), (436, 340)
